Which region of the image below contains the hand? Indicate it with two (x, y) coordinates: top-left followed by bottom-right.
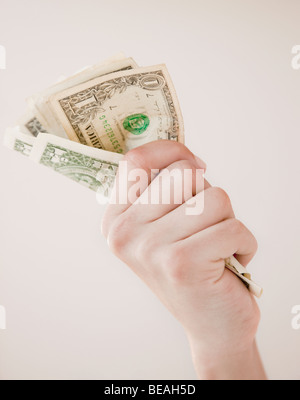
(102, 141), (266, 380)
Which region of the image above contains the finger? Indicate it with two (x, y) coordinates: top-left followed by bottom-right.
(150, 187), (235, 243)
(102, 140), (206, 237)
(177, 218), (258, 269)
(126, 160), (209, 223)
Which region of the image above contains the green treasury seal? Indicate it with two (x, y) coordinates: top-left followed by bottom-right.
(123, 114), (150, 135)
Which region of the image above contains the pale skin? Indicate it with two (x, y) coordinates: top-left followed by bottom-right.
(102, 141), (267, 380)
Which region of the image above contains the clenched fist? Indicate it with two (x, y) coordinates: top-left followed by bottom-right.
(102, 141), (266, 380)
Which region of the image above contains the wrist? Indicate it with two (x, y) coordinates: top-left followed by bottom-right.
(188, 339), (267, 381)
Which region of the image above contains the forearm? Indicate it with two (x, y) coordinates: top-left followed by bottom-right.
(189, 340), (267, 381)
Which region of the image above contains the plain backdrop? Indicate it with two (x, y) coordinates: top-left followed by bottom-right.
(0, 0), (299, 380)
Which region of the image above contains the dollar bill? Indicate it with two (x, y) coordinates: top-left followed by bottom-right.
(4, 127), (36, 157)
(29, 132), (123, 195)
(17, 110), (48, 137)
(49, 65), (185, 154)
(4, 111), (48, 157)
(27, 56), (138, 138)
(225, 256), (263, 298)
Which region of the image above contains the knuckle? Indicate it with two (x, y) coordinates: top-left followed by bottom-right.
(168, 159), (195, 171)
(211, 187), (232, 211)
(226, 218), (245, 235)
(162, 245), (187, 284)
(135, 235), (158, 264)
(169, 141), (193, 159)
(253, 236), (259, 254)
(107, 214), (132, 256)
(124, 142), (194, 170)
(159, 160), (195, 188)
(123, 147), (148, 168)
(248, 230), (258, 254)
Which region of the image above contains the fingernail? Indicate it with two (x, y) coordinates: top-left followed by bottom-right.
(194, 155), (207, 170)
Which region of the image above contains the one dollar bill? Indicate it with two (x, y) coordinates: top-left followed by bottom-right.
(49, 65), (184, 154)
(27, 55), (138, 138)
(29, 132), (123, 195)
(4, 127), (36, 157)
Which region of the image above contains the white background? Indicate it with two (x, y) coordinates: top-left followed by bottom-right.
(0, 0), (299, 380)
